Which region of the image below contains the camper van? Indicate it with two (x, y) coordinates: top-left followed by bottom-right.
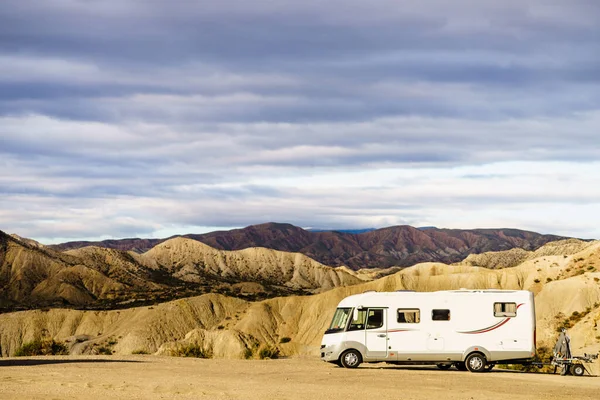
(320, 290), (536, 372)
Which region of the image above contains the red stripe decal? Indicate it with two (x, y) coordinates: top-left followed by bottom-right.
(458, 303), (524, 335)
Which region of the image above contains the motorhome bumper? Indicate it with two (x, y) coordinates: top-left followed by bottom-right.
(320, 344), (344, 362)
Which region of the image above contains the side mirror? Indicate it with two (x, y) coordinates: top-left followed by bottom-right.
(353, 306), (363, 321)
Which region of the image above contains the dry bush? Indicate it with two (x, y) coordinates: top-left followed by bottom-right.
(170, 343), (213, 359)
(257, 345), (279, 359)
(15, 337), (68, 356)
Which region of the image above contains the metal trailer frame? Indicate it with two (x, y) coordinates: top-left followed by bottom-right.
(529, 329), (598, 376)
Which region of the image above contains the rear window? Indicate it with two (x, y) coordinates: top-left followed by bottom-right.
(494, 302), (517, 317)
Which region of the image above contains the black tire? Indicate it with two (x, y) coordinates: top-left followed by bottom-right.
(436, 363), (452, 370)
(340, 349), (362, 369)
(465, 353), (487, 373)
(571, 364), (585, 376)
(332, 360), (343, 367)
(454, 362), (468, 371)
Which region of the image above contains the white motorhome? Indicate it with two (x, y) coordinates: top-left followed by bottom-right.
(320, 290), (536, 372)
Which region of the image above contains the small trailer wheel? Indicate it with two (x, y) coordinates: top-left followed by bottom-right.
(571, 364), (585, 376)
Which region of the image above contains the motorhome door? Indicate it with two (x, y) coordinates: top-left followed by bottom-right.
(365, 308), (388, 358)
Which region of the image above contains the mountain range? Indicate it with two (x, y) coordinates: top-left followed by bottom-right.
(51, 222), (568, 269)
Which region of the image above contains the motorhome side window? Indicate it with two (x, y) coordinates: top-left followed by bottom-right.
(347, 309), (367, 331)
(432, 309), (450, 321)
(494, 302), (517, 317)
(397, 309), (420, 323)
(366, 309), (384, 329)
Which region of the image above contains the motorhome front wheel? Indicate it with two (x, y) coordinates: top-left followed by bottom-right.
(340, 350), (362, 368)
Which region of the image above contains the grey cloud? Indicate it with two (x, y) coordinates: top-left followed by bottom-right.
(1, 1), (600, 240)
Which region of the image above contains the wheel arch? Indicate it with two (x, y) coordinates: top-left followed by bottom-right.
(462, 346), (491, 362)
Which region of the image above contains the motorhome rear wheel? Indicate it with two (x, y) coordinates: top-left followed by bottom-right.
(465, 353), (487, 372)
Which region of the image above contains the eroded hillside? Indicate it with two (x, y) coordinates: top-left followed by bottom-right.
(1, 239), (598, 364)
(0, 231), (368, 310)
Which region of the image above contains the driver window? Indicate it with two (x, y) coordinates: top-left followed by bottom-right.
(347, 309), (367, 331)
(366, 309), (384, 329)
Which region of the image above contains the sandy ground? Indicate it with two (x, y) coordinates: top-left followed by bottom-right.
(0, 356), (599, 400)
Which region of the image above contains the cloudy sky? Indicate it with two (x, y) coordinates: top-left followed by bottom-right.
(1, 0), (599, 243)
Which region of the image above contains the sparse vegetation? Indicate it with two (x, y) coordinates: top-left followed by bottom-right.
(534, 279), (541, 283)
(546, 277), (553, 283)
(93, 336), (118, 355)
(15, 337), (68, 356)
(170, 343), (213, 358)
(217, 325), (225, 330)
(556, 308), (593, 332)
(132, 349), (150, 355)
(257, 345), (279, 359)
(97, 346), (113, 355)
(243, 347), (254, 359)
(279, 337), (291, 344)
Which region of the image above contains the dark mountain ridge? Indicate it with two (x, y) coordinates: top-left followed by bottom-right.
(50, 223), (569, 269)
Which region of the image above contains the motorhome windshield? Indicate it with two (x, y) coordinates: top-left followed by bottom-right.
(326, 308), (352, 334)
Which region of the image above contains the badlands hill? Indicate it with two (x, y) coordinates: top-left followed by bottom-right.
(0, 231), (366, 311)
(1, 239), (598, 365)
(52, 222), (568, 269)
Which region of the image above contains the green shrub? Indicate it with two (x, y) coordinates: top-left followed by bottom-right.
(170, 343), (213, 359)
(258, 346), (279, 360)
(243, 347), (254, 359)
(132, 349), (150, 355)
(279, 337), (291, 344)
(97, 346), (113, 355)
(15, 338), (68, 356)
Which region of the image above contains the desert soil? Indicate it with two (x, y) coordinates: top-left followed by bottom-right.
(0, 356), (599, 400)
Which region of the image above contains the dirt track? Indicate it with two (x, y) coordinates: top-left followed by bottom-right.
(0, 356), (599, 400)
